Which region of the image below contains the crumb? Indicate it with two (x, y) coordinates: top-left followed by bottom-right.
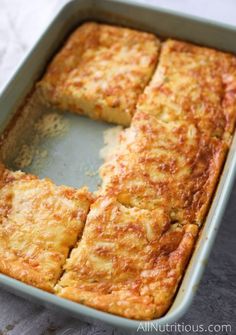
(14, 144), (35, 169)
(85, 170), (98, 177)
(13, 112), (68, 170)
(99, 126), (123, 161)
(35, 112), (69, 138)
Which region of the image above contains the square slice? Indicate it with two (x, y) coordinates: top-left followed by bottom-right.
(56, 196), (198, 320)
(137, 39), (236, 141)
(100, 112), (227, 226)
(38, 22), (160, 125)
(0, 165), (92, 292)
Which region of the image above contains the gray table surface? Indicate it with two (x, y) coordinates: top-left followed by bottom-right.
(0, 0), (235, 334)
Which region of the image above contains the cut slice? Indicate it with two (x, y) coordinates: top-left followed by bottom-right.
(38, 22), (160, 125)
(137, 39), (236, 141)
(100, 112), (227, 226)
(0, 165), (92, 292)
(56, 196), (198, 320)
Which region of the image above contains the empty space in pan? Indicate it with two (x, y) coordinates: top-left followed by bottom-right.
(0, 90), (112, 191)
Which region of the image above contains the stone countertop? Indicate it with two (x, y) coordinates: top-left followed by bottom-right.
(0, 1), (235, 334)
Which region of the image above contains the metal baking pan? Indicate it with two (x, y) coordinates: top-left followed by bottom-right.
(0, 0), (236, 333)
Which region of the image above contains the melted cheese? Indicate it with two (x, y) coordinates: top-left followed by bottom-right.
(2, 33), (236, 321)
(56, 196), (198, 320)
(0, 165), (92, 291)
(55, 38), (236, 320)
(100, 39), (236, 227)
(39, 22), (160, 125)
(100, 112), (227, 226)
(137, 39), (236, 140)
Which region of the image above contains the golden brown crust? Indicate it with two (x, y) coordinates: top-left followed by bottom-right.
(137, 39), (236, 141)
(56, 196), (198, 320)
(38, 22), (160, 125)
(2, 37), (236, 320)
(100, 111), (227, 226)
(0, 166), (92, 291)
(99, 40), (236, 227)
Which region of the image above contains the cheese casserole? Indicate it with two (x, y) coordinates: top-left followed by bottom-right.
(100, 39), (236, 227)
(0, 165), (92, 291)
(56, 196), (198, 320)
(38, 22), (160, 125)
(1, 24), (236, 321)
(57, 39), (236, 319)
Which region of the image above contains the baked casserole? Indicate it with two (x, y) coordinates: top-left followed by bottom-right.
(1, 22), (236, 320)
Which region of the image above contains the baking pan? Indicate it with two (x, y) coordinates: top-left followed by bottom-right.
(0, 0), (236, 333)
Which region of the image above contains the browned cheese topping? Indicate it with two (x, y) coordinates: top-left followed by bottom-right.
(1, 26), (236, 320)
(39, 22), (160, 125)
(0, 165), (92, 291)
